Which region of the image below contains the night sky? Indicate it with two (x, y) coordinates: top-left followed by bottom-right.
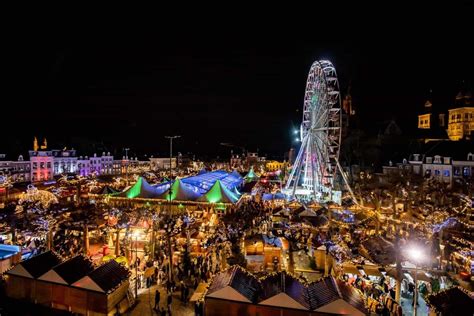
(3, 8), (473, 160)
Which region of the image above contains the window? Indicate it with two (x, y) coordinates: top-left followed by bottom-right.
(33, 162), (37, 169)
(463, 167), (470, 176)
(457, 114), (461, 119)
(426, 157), (432, 164)
(434, 170), (440, 176)
(47, 162), (51, 168)
(443, 170), (450, 177)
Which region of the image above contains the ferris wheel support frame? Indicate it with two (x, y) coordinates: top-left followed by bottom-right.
(284, 59), (357, 205)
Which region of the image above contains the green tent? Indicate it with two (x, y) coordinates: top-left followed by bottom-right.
(244, 167), (259, 182)
(197, 180), (240, 204)
(158, 179), (200, 201)
(117, 177), (159, 199)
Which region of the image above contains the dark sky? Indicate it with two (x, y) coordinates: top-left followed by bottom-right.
(3, 7), (473, 159)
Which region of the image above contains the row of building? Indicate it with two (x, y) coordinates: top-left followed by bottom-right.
(0, 145), (180, 183)
(382, 149), (474, 186)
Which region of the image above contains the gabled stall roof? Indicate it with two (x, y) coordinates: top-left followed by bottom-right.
(38, 255), (94, 285)
(197, 180), (240, 204)
(7, 251), (62, 279)
(259, 272), (310, 310)
(206, 265), (261, 303)
(425, 286), (474, 315)
(308, 277), (366, 315)
(72, 260), (130, 294)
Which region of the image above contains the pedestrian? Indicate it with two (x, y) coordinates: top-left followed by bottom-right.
(167, 292), (173, 314)
(160, 307), (166, 316)
(184, 285), (189, 305)
(154, 289), (160, 310)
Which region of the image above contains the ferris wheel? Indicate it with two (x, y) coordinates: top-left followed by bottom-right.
(285, 60), (343, 201)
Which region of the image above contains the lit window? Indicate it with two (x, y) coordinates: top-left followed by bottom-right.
(443, 170), (450, 177)
(463, 167), (470, 176)
(434, 170), (440, 176)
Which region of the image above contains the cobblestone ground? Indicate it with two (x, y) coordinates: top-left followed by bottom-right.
(127, 284), (194, 316)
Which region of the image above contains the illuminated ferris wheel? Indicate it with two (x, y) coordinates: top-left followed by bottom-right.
(285, 60), (342, 201)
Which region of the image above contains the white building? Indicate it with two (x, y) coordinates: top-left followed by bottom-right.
(0, 155), (31, 183)
(77, 152), (114, 176)
(150, 157), (176, 170)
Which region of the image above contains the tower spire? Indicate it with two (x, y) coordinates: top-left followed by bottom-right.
(33, 137), (39, 152)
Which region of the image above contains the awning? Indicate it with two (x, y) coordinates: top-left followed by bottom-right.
(343, 264), (362, 276)
(190, 282), (208, 302)
(362, 265), (383, 277)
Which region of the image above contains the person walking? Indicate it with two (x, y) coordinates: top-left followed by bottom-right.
(167, 292), (173, 314)
(154, 289), (160, 310)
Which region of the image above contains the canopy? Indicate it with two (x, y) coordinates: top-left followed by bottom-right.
(116, 177), (159, 199)
(197, 180), (240, 204)
(244, 167), (259, 181)
(159, 179), (201, 201)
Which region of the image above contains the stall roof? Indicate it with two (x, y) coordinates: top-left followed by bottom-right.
(426, 286), (474, 315)
(39, 255), (94, 285)
(72, 260), (130, 294)
(309, 277), (366, 315)
(7, 251), (62, 279)
(206, 265), (261, 303)
(259, 272), (310, 310)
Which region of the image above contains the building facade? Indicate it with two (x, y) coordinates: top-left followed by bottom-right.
(149, 157), (176, 171)
(384, 152), (474, 187)
(0, 155), (31, 183)
(418, 90), (473, 141)
(447, 107), (474, 141)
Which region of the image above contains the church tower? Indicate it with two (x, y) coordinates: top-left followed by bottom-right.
(418, 90), (433, 129)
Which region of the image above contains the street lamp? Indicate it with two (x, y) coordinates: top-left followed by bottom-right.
(132, 230), (140, 299)
(293, 130), (298, 135)
(164, 136), (180, 285)
(406, 245), (425, 316)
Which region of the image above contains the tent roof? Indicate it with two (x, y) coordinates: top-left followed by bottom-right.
(159, 178), (201, 201)
(197, 168), (207, 175)
(197, 180), (240, 204)
(244, 167), (259, 180)
(117, 177), (159, 199)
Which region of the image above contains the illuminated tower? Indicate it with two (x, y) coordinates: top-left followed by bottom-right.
(418, 90), (433, 129)
(33, 137), (39, 152)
